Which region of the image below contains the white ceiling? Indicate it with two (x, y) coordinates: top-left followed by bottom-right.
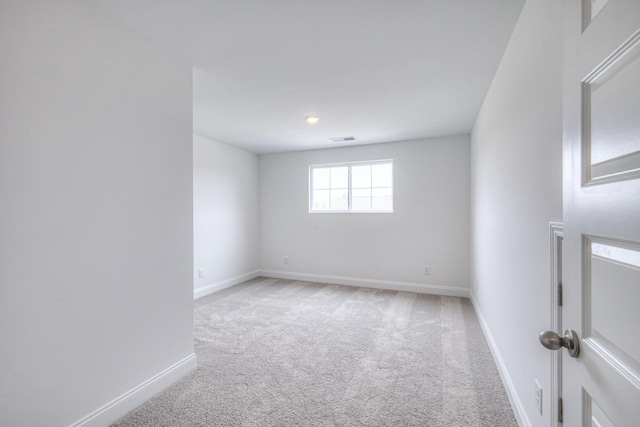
(88, 0), (524, 154)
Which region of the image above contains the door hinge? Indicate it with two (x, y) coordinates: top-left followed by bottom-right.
(558, 282), (563, 307)
(558, 397), (564, 424)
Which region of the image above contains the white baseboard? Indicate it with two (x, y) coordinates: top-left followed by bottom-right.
(470, 293), (530, 427)
(70, 353), (197, 427)
(260, 269), (470, 298)
(194, 270), (260, 299)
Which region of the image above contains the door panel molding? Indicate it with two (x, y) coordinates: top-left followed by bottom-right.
(582, 30), (640, 185)
(582, 235), (640, 389)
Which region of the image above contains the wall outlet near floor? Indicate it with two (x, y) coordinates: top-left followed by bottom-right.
(535, 379), (543, 415)
(284, 256), (289, 264)
(424, 266), (431, 275)
(198, 268), (204, 278)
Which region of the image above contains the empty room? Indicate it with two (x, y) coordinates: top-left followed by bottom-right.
(2, 0), (639, 426)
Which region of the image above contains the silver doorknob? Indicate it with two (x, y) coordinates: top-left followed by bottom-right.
(539, 329), (580, 358)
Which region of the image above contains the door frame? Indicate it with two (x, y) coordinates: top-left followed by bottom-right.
(549, 222), (563, 426)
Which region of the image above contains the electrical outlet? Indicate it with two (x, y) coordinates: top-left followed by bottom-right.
(284, 256), (289, 264)
(198, 268), (204, 278)
(535, 380), (542, 415)
(424, 266), (431, 275)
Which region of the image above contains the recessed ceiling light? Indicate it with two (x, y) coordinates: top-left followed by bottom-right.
(306, 116), (319, 124)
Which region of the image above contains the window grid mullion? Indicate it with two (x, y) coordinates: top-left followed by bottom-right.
(369, 164), (373, 208)
(328, 167), (332, 211)
(348, 165), (352, 211)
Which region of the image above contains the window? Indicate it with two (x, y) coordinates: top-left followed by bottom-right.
(309, 160), (393, 212)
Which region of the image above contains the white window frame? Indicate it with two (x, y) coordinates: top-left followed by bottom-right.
(308, 159), (394, 213)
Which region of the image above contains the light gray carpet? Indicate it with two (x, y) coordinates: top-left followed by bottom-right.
(112, 277), (517, 426)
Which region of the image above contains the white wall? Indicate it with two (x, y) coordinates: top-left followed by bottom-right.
(0, 1), (194, 426)
(259, 136), (470, 296)
(193, 134), (259, 298)
(470, 1), (563, 426)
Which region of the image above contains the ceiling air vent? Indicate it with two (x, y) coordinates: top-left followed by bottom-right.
(330, 136), (356, 142)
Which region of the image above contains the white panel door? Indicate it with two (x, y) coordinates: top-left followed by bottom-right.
(563, 0), (640, 425)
